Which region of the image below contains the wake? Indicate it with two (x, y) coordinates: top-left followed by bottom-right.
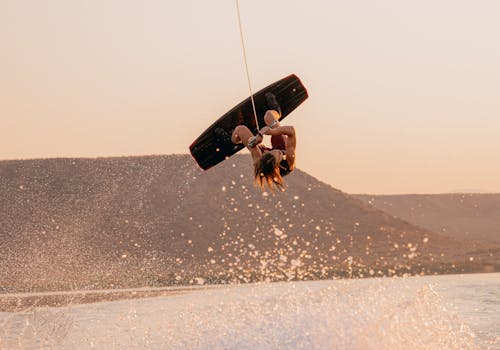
(0, 277), (477, 350)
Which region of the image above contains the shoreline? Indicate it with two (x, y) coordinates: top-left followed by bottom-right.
(1, 271), (498, 313)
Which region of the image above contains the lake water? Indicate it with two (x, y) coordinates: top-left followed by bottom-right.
(0, 273), (498, 349)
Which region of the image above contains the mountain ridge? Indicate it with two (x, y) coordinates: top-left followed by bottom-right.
(1, 154), (497, 293)
(355, 194), (500, 243)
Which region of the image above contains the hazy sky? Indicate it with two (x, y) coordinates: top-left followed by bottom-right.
(1, 0), (499, 194)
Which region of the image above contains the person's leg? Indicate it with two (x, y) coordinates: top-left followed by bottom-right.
(232, 125), (255, 146)
(265, 92), (281, 117)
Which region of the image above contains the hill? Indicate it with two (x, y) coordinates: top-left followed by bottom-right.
(0, 155), (497, 293)
(355, 194), (500, 243)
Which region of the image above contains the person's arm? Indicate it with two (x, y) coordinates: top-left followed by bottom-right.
(261, 125), (295, 137)
(247, 132), (263, 148)
(248, 142), (262, 163)
(232, 125), (263, 163)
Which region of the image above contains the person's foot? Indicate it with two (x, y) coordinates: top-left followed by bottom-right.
(265, 92), (281, 117)
(215, 127), (242, 153)
(214, 127), (233, 143)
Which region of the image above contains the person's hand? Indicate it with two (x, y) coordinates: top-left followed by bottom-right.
(247, 135), (260, 148)
(260, 126), (271, 135)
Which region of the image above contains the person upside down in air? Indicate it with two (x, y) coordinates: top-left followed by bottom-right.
(231, 93), (296, 191)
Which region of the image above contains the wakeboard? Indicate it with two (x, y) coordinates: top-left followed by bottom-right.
(189, 74), (308, 170)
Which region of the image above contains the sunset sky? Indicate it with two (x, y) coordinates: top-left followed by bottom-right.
(1, 0), (499, 194)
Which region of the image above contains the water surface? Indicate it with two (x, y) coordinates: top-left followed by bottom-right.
(0, 273), (498, 349)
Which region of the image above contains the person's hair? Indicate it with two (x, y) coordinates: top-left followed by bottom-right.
(254, 152), (284, 191)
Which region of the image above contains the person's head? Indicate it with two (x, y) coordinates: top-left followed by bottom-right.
(254, 150), (284, 191)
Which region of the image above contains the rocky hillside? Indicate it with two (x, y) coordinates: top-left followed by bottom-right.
(355, 194), (500, 243)
(1, 155), (497, 292)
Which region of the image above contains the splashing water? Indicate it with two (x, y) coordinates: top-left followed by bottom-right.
(0, 275), (488, 350)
